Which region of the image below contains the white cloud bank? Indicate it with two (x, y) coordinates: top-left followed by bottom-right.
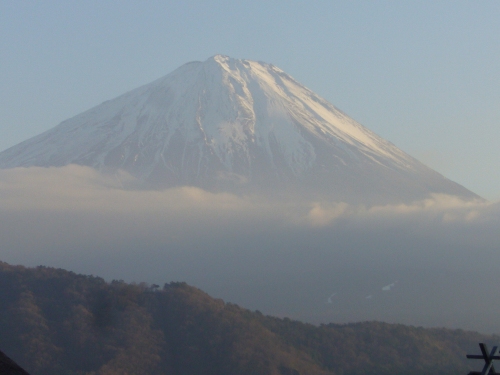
(0, 165), (495, 225)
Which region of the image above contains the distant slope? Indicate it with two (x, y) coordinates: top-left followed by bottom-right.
(0, 349), (30, 375)
(0, 55), (478, 203)
(0, 261), (494, 375)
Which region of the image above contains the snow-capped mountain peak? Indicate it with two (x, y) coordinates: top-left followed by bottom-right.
(0, 55), (478, 203)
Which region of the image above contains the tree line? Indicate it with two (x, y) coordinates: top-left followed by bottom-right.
(0, 261), (495, 375)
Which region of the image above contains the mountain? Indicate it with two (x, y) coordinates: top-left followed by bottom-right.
(0, 55), (477, 203)
(0, 261), (491, 375)
(0, 349), (30, 375)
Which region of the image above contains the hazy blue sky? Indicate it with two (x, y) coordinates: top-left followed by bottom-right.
(1, 1), (499, 199)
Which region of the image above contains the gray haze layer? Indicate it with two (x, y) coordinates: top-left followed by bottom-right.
(0, 166), (497, 333)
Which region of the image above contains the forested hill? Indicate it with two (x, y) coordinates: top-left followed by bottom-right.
(0, 261), (495, 375)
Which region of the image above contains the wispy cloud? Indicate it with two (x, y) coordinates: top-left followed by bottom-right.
(1, 165), (495, 224)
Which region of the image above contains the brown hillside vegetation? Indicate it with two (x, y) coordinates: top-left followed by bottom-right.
(0, 261), (495, 375)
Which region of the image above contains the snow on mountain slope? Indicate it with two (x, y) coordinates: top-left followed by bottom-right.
(0, 55), (478, 203)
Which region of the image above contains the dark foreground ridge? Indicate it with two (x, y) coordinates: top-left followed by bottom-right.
(0, 349), (30, 375)
(0, 261), (497, 375)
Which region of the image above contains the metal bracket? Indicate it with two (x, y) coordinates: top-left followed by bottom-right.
(467, 343), (500, 375)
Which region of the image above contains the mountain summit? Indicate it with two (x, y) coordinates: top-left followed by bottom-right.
(0, 55), (477, 203)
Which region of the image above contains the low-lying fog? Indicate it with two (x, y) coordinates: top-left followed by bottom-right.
(1, 165), (499, 333)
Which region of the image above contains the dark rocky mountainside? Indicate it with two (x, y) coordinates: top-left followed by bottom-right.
(0, 349), (30, 375)
(0, 261), (494, 375)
